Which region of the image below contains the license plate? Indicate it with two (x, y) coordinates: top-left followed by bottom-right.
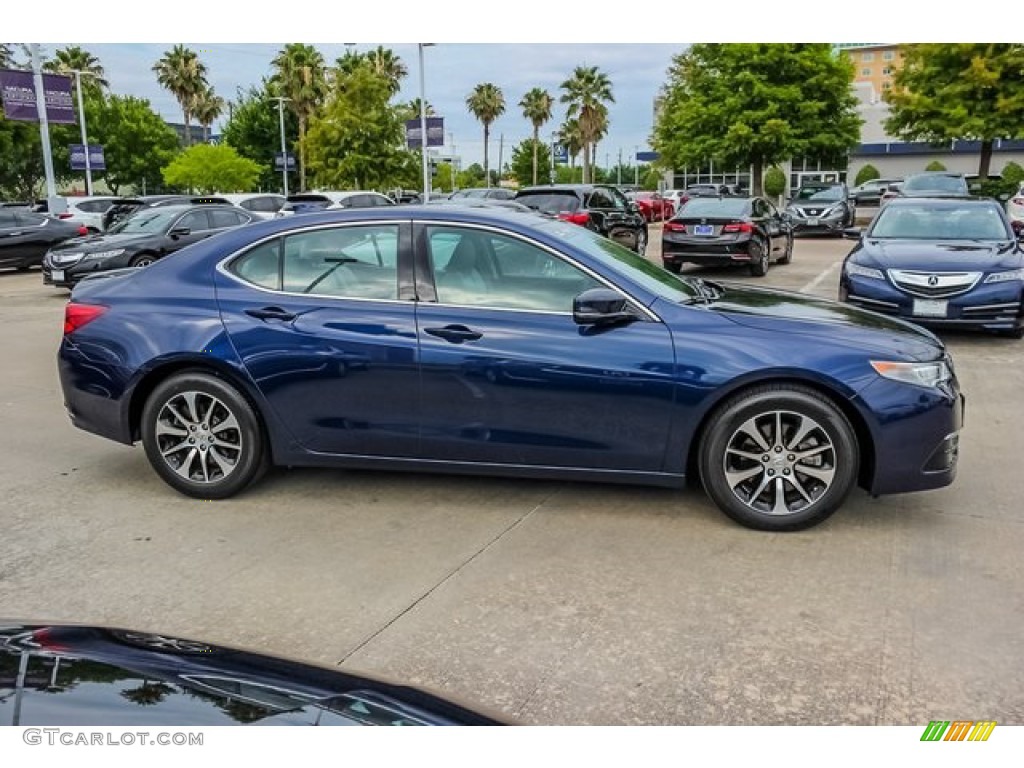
(51, 269), (64, 282)
(913, 299), (948, 317)
(694, 224), (714, 236)
(806, 218), (819, 226)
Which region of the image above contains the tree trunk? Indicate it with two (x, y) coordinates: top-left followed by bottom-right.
(582, 141), (590, 184)
(483, 123), (490, 187)
(978, 140), (993, 179)
(183, 112), (192, 146)
(299, 115), (307, 192)
(751, 158), (764, 197)
(532, 126), (539, 186)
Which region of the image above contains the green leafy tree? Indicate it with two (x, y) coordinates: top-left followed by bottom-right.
(885, 44), (1024, 179)
(763, 166), (787, 198)
(88, 95), (181, 194)
(0, 117), (45, 199)
(432, 161), (455, 192)
(925, 160), (947, 171)
(457, 163), (486, 188)
(221, 83), (299, 193)
(654, 44), (861, 196)
(162, 143), (261, 193)
(1002, 161), (1024, 186)
(465, 83), (505, 184)
(519, 87), (554, 186)
(560, 66), (613, 184)
(152, 45), (208, 146)
(271, 43), (328, 191)
(304, 65), (415, 190)
(854, 163), (880, 186)
(509, 139), (551, 186)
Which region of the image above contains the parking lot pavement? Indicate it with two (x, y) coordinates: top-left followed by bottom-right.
(1, 241), (1022, 725)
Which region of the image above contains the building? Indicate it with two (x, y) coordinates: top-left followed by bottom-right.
(835, 44), (903, 103)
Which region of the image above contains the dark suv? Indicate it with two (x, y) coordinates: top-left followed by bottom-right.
(514, 184), (649, 254)
(784, 182), (854, 235)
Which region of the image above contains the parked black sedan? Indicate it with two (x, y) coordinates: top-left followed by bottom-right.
(0, 208), (86, 271)
(101, 195), (232, 231)
(514, 184), (649, 254)
(0, 622), (504, 725)
(662, 195), (793, 276)
(840, 198), (1024, 337)
(43, 203), (254, 288)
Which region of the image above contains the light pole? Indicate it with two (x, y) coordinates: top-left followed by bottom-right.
(271, 96), (290, 197)
(418, 44), (435, 202)
(30, 45), (60, 213)
(634, 146), (640, 187)
(449, 131), (457, 191)
(70, 70), (94, 195)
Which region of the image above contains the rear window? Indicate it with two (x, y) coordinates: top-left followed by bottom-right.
(903, 174), (966, 194)
(516, 192), (581, 214)
(678, 198), (750, 217)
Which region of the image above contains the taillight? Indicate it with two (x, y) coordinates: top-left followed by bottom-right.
(558, 211), (590, 225)
(63, 303), (107, 335)
(722, 222), (754, 234)
(664, 221), (687, 233)
(77, 225), (88, 236)
(58, 212), (74, 219)
(1012, 197), (1024, 206)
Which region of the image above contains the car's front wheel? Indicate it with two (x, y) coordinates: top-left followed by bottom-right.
(141, 372), (268, 499)
(635, 227), (648, 256)
(748, 238), (769, 277)
(698, 384), (859, 531)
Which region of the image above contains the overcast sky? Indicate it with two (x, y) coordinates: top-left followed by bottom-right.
(37, 42), (680, 170)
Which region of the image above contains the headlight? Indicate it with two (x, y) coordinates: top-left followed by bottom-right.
(82, 249), (126, 261)
(870, 359), (952, 389)
(984, 269), (1024, 283)
(50, 251), (85, 266)
(825, 205), (845, 217)
(845, 262), (884, 280)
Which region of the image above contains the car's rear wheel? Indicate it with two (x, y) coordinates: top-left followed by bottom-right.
(748, 238), (769, 277)
(777, 234), (793, 265)
(635, 227), (648, 256)
(698, 384), (858, 531)
(141, 372), (268, 499)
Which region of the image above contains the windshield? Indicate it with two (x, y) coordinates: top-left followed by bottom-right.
(108, 209), (180, 234)
(903, 174), (965, 193)
(870, 204), (1010, 240)
(794, 185), (843, 202)
(678, 198), (750, 217)
(533, 217), (698, 302)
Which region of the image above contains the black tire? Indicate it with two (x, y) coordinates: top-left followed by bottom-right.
(663, 260), (682, 274)
(777, 234), (793, 265)
(748, 238), (769, 277)
(635, 226), (649, 256)
(698, 384), (859, 531)
(141, 371), (269, 499)
(130, 252), (157, 268)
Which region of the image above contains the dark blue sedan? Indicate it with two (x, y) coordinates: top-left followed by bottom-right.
(840, 198), (1024, 337)
(58, 206), (964, 531)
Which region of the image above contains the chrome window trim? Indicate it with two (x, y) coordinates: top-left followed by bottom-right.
(216, 217), (663, 322)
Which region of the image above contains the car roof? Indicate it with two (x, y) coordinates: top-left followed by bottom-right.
(218, 193), (285, 202)
(122, 203), (244, 216)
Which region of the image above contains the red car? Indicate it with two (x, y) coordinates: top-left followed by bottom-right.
(632, 191), (675, 222)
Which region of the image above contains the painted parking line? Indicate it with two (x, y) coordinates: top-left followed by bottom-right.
(799, 261), (841, 295)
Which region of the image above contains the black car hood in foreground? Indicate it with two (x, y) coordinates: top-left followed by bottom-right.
(850, 239), (1021, 273)
(0, 623), (504, 726)
(707, 281), (944, 360)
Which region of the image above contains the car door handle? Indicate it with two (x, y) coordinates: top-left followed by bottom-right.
(424, 325), (483, 343)
(245, 306), (296, 322)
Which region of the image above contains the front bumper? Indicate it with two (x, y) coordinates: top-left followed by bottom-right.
(841, 273), (1024, 333)
(43, 252), (131, 288)
(788, 213), (847, 234)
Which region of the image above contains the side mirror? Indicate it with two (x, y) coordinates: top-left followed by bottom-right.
(627, 202), (641, 215)
(573, 288), (637, 326)
(842, 227), (863, 240)
(169, 227), (191, 237)
(887, 183), (902, 193)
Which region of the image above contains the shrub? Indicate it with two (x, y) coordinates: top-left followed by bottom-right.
(854, 164), (880, 186)
(763, 166), (787, 198)
(925, 160), (947, 172)
(1002, 161), (1024, 187)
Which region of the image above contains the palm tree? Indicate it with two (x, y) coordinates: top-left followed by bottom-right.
(192, 85), (225, 143)
(399, 98), (435, 122)
(152, 45), (208, 146)
(1, 44), (16, 69)
(560, 118), (584, 180)
(365, 46), (407, 97)
(466, 83), (505, 186)
(560, 65), (614, 183)
(271, 43), (328, 191)
(519, 88), (554, 186)
(44, 46), (109, 91)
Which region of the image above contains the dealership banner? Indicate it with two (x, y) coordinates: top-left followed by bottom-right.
(405, 117), (444, 149)
(69, 144), (106, 171)
(0, 69), (76, 124)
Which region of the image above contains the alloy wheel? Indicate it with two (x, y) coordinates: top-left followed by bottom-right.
(153, 391), (243, 484)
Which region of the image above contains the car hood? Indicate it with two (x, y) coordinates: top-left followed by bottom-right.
(51, 232), (158, 252)
(707, 281), (943, 360)
(852, 239), (1021, 272)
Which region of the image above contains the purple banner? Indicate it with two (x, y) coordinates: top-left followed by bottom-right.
(406, 117), (444, 149)
(0, 69), (76, 124)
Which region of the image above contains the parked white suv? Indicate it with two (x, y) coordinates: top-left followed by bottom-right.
(37, 196), (117, 232)
(218, 193), (287, 221)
